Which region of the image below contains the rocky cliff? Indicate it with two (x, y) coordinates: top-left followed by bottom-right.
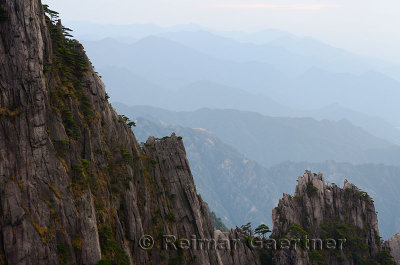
(0, 1), (258, 264)
(271, 171), (394, 265)
(132, 117), (279, 229)
(0, 1), (397, 265)
(387, 234), (400, 264)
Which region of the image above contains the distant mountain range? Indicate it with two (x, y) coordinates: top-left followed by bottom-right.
(70, 21), (400, 80)
(97, 68), (400, 145)
(132, 116), (400, 239)
(116, 104), (400, 167)
(79, 30), (400, 126)
(157, 30), (387, 76)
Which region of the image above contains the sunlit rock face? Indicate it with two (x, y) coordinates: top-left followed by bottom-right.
(387, 233), (400, 264)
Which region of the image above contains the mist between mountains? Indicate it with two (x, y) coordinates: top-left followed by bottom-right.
(139, 234), (347, 251)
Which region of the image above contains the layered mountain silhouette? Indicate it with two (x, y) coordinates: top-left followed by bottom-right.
(116, 104), (400, 167)
(79, 29), (400, 125)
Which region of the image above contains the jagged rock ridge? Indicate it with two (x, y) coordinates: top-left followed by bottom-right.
(271, 171), (395, 265)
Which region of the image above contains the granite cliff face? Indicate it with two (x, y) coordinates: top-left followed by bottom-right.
(271, 171), (393, 265)
(133, 117), (279, 229)
(387, 234), (400, 264)
(0, 1), (257, 264)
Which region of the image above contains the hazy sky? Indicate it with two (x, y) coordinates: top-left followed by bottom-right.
(44, 0), (400, 63)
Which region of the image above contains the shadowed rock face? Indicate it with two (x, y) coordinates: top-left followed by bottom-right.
(387, 234), (400, 264)
(0, 1), (258, 264)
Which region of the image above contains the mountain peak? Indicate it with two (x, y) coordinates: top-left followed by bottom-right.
(271, 171), (388, 264)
